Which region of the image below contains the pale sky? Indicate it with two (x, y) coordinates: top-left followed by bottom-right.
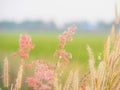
(0, 0), (120, 25)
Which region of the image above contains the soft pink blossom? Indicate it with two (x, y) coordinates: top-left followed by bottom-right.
(44, 70), (54, 80)
(26, 77), (38, 88)
(26, 60), (55, 90)
(55, 25), (76, 64)
(19, 34), (34, 58)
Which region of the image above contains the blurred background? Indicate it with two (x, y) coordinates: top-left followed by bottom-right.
(0, 0), (120, 31)
(0, 0), (120, 69)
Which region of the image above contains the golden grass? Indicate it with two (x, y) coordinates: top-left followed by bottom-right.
(13, 64), (23, 90)
(3, 57), (9, 87)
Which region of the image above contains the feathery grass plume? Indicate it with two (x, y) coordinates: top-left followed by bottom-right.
(79, 71), (90, 90)
(113, 33), (120, 69)
(10, 84), (13, 90)
(115, 4), (119, 24)
(3, 57), (9, 87)
(72, 70), (79, 90)
(113, 31), (120, 52)
(113, 63), (120, 78)
(106, 24), (120, 68)
(79, 71), (90, 84)
(111, 76), (120, 90)
(103, 36), (110, 63)
(90, 5), (120, 90)
(58, 83), (62, 90)
(54, 73), (60, 90)
(63, 70), (74, 90)
(13, 64), (23, 90)
(87, 45), (96, 90)
(55, 81), (62, 90)
(110, 24), (115, 44)
(108, 31), (120, 69)
(106, 24), (115, 67)
(97, 61), (106, 90)
(105, 28), (120, 90)
(108, 69), (120, 90)
(54, 80), (62, 90)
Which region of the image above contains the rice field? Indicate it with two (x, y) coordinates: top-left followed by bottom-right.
(0, 32), (105, 62)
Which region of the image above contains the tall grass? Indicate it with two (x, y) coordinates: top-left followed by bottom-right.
(3, 57), (9, 88)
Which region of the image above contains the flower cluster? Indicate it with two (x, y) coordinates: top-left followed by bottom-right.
(54, 25), (76, 64)
(58, 25), (76, 49)
(19, 34), (34, 58)
(26, 60), (55, 90)
(55, 50), (72, 64)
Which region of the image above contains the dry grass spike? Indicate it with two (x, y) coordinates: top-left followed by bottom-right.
(3, 57), (9, 87)
(13, 64), (23, 90)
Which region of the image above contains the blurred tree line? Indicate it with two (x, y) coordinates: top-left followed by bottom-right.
(0, 20), (116, 32)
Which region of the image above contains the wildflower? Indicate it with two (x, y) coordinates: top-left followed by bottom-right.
(19, 34), (34, 58)
(26, 77), (38, 89)
(26, 60), (55, 90)
(55, 50), (72, 64)
(55, 25), (76, 64)
(58, 25), (76, 49)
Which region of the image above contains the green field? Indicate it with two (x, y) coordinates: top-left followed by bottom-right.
(0, 32), (107, 89)
(0, 32), (107, 66)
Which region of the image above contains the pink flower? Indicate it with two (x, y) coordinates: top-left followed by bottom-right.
(26, 60), (55, 90)
(19, 48), (29, 58)
(26, 77), (38, 89)
(54, 25), (76, 64)
(58, 25), (76, 49)
(19, 34), (34, 58)
(44, 70), (54, 80)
